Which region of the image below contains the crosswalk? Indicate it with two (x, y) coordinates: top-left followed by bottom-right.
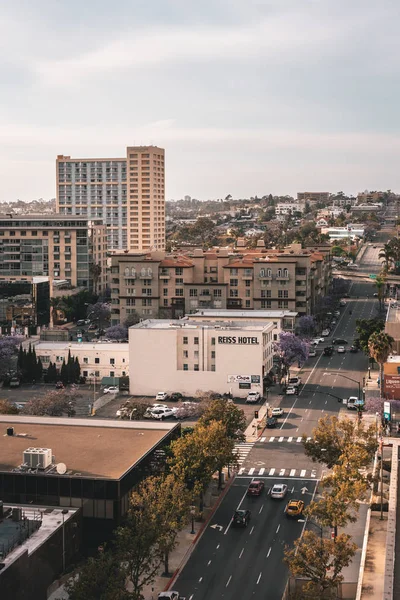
(258, 436), (311, 444)
(234, 442), (256, 465)
(236, 466), (318, 479)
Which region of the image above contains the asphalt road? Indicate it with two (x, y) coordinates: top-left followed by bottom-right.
(174, 245), (384, 600)
(175, 478), (317, 600)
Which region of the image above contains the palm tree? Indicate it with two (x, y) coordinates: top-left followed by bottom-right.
(89, 263), (102, 294)
(374, 273), (386, 311)
(368, 331), (394, 399)
(379, 244), (394, 272)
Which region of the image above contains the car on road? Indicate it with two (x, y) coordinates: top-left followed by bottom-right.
(271, 407), (284, 417)
(373, 293), (378, 297)
(245, 391), (261, 403)
(330, 319), (337, 326)
(150, 403), (168, 410)
(266, 416), (278, 428)
(288, 376), (302, 387)
(270, 483), (288, 499)
(339, 300), (347, 306)
(344, 396), (358, 410)
(333, 338), (348, 345)
(158, 592), (186, 600)
(88, 324), (98, 331)
(286, 386), (297, 396)
(155, 392), (169, 401)
(321, 329), (330, 337)
(103, 386), (119, 394)
(285, 499), (305, 518)
(9, 377), (21, 388)
(334, 310), (340, 317)
(349, 345), (358, 353)
(232, 509), (251, 527)
(308, 348), (317, 357)
(55, 381), (65, 389)
(323, 346), (333, 356)
(337, 346), (346, 353)
(13, 402), (24, 410)
(76, 319), (86, 326)
(247, 480), (265, 496)
(144, 406), (177, 420)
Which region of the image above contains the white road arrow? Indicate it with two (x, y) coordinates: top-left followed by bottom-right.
(210, 524), (223, 531)
(301, 487), (309, 495)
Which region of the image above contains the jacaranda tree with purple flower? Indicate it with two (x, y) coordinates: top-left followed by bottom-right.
(274, 332), (310, 379)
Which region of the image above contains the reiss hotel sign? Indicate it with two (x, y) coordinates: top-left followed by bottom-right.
(217, 336), (259, 345)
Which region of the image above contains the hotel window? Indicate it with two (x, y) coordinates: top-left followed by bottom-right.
(245, 290), (250, 297)
(183, 337), (188, 344)
(163, 288), (168, 296)
(211, 337), (216, 345)
(194, 351), (199, 359)
(183, 350), (188, 358)
(194, 337), (199, 345)
(211, 364), (216, 371)
(83, 357), (88, 364)
(95, 357), (100, 364)
(183, 364), (188, 371)
(245, 300), (251, 308)
(110, 358), (115, 365)
(211, 351), (215, 359)
(194, 364), (199, 371)
(230, 279), (238, 287)
(176, 278), (183, 284)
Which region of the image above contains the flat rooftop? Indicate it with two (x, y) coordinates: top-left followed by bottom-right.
(0, 505), (77, 569)
(188, 309), (297, 319)
(35, 341), (129, 352)
(131, 319), (273, 331)
(0, 416), (178, 480)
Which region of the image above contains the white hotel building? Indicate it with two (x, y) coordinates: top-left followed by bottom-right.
(129, 319), (275, 398)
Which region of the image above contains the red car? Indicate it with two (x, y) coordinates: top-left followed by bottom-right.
(247, 480), (265, 496)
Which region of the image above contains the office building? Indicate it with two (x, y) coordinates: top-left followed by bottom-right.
(109, 243), (332, 323)
(129, 319), (275, 398)
(0, 416), (180, 548)
(0, 215), (107, 293)
(56, 146), (165, 252)
(0, 277), (50, 331)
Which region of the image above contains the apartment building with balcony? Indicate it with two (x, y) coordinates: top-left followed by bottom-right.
(56, 146), (165, 252)
(110, 243), (332, 324)
(0, 216), (107, 293)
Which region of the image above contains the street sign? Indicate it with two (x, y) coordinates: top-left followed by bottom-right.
(369, 274), (377, 279)
(384, 401), (391, 422)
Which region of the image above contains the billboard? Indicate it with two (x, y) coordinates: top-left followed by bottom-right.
(227, 375), (251, 383)
(384, 375), (400, 399)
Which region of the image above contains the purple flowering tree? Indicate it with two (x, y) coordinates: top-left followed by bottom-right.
(274, 332), (310, 379)
(0, 336), (23, 376)
(298, 315), (317, 338)
(105, 324), (128, 340)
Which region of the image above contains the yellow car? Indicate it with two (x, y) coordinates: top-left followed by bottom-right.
(285, 499), (305, 518)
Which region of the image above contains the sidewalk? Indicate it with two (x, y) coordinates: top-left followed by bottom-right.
(244, 383), (285, 442)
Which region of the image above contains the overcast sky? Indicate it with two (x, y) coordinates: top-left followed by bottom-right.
(1, 0), (400, 202)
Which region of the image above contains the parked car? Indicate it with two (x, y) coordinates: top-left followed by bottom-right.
(88, 324), (98, 331)
(337, 346), (346, 353)
(103, 386), (119, 394)
(232, 509), (251, 527)
(349, 345), (358, 353)
(55, 381), (65, 389)
(150, 403), (168, 410)
(339, 300), (347, 307)
(308, 348), (317, 357)
(288, 377), (301, 387)
(247, 480), (264, 496)
(155, 392), (169, 401)
(12, 402), (24, 410)
(344, 396), (359, 410)
(76, 319), (85, 326)
(321, 329), (330, 337)
(271, 407), (284, 417)
(170, 392), (183, 402)
(266, 417), (278, 428)
(373, 293), (378, 297)
(330, 319), (337, 326)
(270, 483), (288, 499)
(144, 406), (177, 420)
(334, 310), (340, 317)
(9, 377), (21, 388)
(246, 391), (261, 404)
(285, 499), (305, 518)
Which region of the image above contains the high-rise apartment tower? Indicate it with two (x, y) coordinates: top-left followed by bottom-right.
(56, 146), (165, 252)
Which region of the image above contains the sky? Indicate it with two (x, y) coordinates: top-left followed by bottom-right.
(1, 0), (400, 202)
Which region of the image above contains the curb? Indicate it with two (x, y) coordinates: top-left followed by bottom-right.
(165, 474), (236, 591)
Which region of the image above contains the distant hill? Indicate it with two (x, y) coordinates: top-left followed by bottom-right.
(0, 198), (56, 215)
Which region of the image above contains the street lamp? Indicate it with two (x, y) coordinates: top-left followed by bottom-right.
(323, 372), (361, 400)
(190, 505), (196, 535)
(61, 508), (69, 572)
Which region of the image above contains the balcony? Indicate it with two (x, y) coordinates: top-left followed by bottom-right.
(123, 273), (136, 280)
(258, 272), (272, 280)
(276, 274), (290, 281)
(139, 272), (153, 279)
(227, 298), (242, 308)
(159, 272), (170, 279)
(242, 274), (253, 280)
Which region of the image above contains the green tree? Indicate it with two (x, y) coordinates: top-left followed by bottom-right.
(368, 331), (394, 398)
(303, 415), (378, 470)
(0, 399), (19, 414)
(60, 360), (68, 385)
(90, 263), (102, 294)
(198, 397), (247, 443)
(355, 318), (385, 353)
(74, 356), (81, 382)
(64, 551), (129, 600)
(284, 530), (356, 598)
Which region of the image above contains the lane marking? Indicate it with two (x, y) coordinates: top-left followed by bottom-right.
(279, 468), (285, 476)
(290, 469), (296, 477)
(267, 547), (272, 558)
(288, 437), (293, 442)
(260, 437), (266, 442)
(217, 544), (220, 549)
(238, 468), (245, 475)
(239, 548), (244, 558)
(276, 524), (280, 533)
(300, 469), (306, 477)
(259, 505), (264, 514)
(250, 526), (255, 535)
(269, 437), (275, 442)
(278, 436), (284, 442)
(226, 576), (232, 587)
(224, 486), (248, 535)
(207, 560), (212, 566)
(257, 572), (262, 584)
(259, 467), (265, 475)
(248, 467), (255, 475)
(297, 436), (302, 442)
(199, 577), (203, 582)
(269, 468), (275, 476)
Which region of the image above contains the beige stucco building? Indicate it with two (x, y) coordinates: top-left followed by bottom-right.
(187, 309), (297, 338)
(110, 243), (331, 324)
(56, 146), (165, 252)
(34, 341), (129, 382)
(129, 319), (275, 398)
(0, 215), (107, 293)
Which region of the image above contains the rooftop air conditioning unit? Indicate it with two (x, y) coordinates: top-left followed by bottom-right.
(23, 447), (52, 469)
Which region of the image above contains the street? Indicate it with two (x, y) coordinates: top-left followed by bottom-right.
(173, 243), (384, 599)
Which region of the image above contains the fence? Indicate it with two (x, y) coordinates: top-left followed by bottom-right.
(0, 511), (42, 559)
